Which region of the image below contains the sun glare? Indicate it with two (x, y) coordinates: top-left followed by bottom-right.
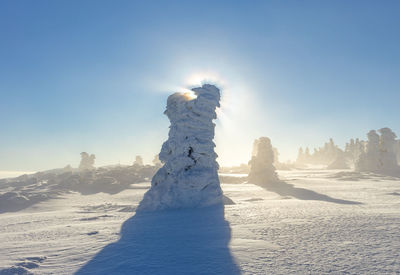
(183, 90), (197, 100)
(184, 71), (225, 88)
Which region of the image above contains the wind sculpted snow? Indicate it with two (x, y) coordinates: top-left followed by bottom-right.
(76, 204), (241, 275)
(138, 84), (223, 211)
(0, 165), (157, 214)
(1, 171), (399, 274)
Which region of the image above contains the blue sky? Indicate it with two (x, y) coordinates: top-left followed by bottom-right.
(1, 1), (399, 171)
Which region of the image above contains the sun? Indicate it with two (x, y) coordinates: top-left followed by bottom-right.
(183, 90), (197, 100)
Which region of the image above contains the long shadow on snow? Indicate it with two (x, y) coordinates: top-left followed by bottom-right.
(76, 204), (241, 275)
(258, 181), (362, 205)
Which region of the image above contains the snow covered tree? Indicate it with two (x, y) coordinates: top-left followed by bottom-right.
(305, 147), (311, 160)
(356, 130), (380, 172)
(356, 128), (400, 175)
(79, 152), (95, 170)
(152, 154), (162, 167)
(345, 138), (363, 166)
(248, 137), (279, 184)
(355, 138), (364, 160)
(133, 155), (144, 166)
(64, 164), (73, 172)
(327, 149), (349, 169)
(137, 84), (222, 211)
(378, 128), (399, 172)
(253, 138), (279, 166)
(397, 140), (400, 165)
(296, 147), (305, 164)
(297, 138), (344, 166)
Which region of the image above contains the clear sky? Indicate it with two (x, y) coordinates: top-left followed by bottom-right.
(1, 0), (399, 171)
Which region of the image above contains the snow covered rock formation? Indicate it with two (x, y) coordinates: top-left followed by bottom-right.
(137, 84), (223, 211)
(248, 137), (279, 184)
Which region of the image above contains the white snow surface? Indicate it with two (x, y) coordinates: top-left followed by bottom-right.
(0, 170), (399, 274)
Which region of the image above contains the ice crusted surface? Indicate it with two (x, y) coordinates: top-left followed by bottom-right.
(138, 84), (222, 211)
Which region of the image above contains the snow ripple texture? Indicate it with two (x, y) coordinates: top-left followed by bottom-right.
(137, 84), (223, 211)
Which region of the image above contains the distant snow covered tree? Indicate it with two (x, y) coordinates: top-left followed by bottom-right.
(355, 128), (400, 175)
(137, 84), (223, 211)
(355, 138), (365, 160)
(397, 140), (400, 165)
(79, 152), (95, 170)
(152, 154), (162, 167)
(305, 147), (311, 162)
(133, 155), (144, 166)
(252, 137), (279, 166)
(345, 138), (364, 166)
(356, 130), (380, 172)
(378, 128), (399, 172)
(248, 137), (279, 184)
(64, 165), (73, 172)
(296, 147), (305, 164)
(297, 139), (344, 166)
(327, 150), (349, 169)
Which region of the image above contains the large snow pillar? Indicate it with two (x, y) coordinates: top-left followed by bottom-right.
(137, 84), (222, 211)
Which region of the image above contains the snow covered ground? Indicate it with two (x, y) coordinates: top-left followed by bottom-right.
(0, 171), (35, 180)
(1, 169), (399, 274)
